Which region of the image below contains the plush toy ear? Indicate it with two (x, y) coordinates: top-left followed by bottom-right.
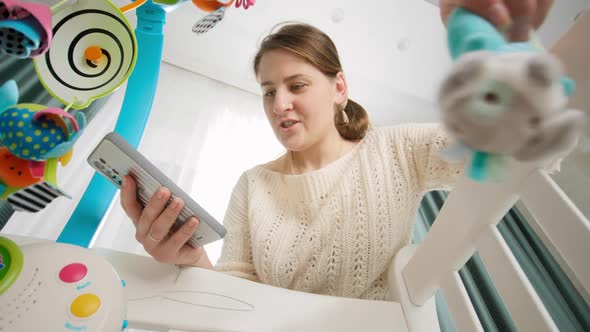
(527, 55), (562, 87)
(439, 51), (490, 101)
(33, 107), (82, 139)
(513, 109), (587, 161)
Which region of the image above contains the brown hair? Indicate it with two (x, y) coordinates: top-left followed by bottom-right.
(253, 23), (370, 140)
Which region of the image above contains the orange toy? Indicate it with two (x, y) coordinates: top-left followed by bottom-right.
(0, 147), (42, 188)
(192, 0), (234, 12)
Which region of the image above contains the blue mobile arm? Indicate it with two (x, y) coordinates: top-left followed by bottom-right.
(57, 1), (168, 247)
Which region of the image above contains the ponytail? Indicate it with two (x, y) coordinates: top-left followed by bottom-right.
(335, 98), (370, 140)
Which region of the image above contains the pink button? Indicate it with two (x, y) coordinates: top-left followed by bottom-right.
(59, 263), (88, 283)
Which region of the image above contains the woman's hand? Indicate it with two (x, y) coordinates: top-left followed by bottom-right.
(120, 175), (208, 266)
(440, 0), (554, 41)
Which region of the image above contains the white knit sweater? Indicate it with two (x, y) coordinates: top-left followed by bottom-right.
(214, 123), (464, 301)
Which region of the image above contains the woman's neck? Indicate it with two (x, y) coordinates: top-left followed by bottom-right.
(288, 131), (349, 175)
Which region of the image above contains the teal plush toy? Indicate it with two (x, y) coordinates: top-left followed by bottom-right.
(447, 7), (575, 95)
(439, 7), (587, 181)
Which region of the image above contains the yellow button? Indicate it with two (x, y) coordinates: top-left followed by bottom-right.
(70, 293), (101, 318)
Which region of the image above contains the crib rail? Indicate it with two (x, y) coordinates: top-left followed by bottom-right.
(396, 153), (589, 331)
(401, 158), (538, 305)
(520, 171), (590, 297)
(439, 272), (483, 331)
(477, 225), (557, 331)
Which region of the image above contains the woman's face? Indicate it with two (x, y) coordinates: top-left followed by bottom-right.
(257, 49), (346, 152)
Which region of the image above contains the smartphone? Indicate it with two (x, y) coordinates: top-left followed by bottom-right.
(87, 132), (226, 248)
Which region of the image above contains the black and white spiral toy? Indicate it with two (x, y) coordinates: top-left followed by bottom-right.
(34, 0), (137, 109)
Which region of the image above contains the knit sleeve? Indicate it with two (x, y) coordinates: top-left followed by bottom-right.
(214, 172), (259, 282)
(399, 123), (465, 192)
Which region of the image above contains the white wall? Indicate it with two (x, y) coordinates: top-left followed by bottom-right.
(539, 0), (589, 47)
(549, 9), (590, 220)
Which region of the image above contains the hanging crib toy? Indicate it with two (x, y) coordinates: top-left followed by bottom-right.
(0, 0), (52, 58)
(191, 0), (256, 35)
(235, 0), (255, 10)
(33, 0), (138, 109)
(438, 7), (587, 182)
(0, 80), (84, 212)
(191, 0), (235, 35)
(0, 0), (141, 213)
(0, 0), (146, 59)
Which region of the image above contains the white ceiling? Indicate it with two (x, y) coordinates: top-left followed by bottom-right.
(159, 0), (450, 102)
(111, 0), (587, 105)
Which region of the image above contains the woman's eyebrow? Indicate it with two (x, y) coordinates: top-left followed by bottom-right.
(261, 74), (308, 87)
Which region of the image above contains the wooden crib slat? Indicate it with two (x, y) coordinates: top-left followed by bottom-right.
(520, 170), (590, 296)
(440, 272), (484, 332)
(477, 225), (558, 332)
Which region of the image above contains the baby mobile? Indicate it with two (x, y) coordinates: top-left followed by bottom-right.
(192, 0), (255, 35)
(0, 0), (256, 213)
(0, 0), (143, 212)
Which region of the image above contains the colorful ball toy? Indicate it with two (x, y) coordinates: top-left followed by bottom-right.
(0, 80), (82, 212)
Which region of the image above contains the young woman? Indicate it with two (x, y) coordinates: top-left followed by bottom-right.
(120, 0), (554, 300)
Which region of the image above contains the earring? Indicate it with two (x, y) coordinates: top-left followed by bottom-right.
(340, 99), (349, 124)
(341, 109), (349, 124)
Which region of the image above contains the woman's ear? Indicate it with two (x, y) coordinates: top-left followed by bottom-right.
(334, 71), (348, 105)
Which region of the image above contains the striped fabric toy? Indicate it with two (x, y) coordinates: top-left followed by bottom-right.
(6, 181), (70, 213)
